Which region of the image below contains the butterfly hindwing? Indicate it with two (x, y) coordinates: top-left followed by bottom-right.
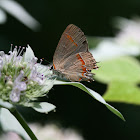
(60, 52), (98, 81)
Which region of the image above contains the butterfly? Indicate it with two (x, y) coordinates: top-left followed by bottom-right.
(53, 24), (98, 82)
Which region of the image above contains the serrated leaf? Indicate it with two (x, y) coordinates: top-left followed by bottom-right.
(103, 81), (140, 104)
(54, 80), (125, 121)
(28, 102), (56, 114)
(94, 56), (140, 84)
(0, 108), (29, 140)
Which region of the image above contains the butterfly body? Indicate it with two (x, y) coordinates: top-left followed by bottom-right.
(53, 24), (98, 82)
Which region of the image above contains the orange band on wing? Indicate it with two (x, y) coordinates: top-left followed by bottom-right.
(53, 63), (56, 69)
(79, 78), (82, 81)
(76, 53), (87, 77)
(66, 35), (78, 46)
(76, 54), (85, 65)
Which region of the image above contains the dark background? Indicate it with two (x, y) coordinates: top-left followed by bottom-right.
(1, 0), (140, 139)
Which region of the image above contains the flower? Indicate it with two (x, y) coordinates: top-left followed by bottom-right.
(115, 17), (140, 47)
(89, 17), (140, 61)
(0, 123), (84, 140)
(0, 45), (54, 106)
(30, 123), (85, 140)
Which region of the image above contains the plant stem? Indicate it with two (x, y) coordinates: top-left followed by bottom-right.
(10, 108), (38, 140)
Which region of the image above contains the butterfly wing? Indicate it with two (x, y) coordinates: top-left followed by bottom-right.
(53, 24), (98, 82)
(53, 24), (88, 69)
(60, 52), (98, 81)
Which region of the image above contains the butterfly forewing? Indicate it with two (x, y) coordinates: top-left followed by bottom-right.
(53, 24), (88, 69)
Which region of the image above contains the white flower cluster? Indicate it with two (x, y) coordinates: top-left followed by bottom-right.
(90, 17), (140, 61)
(1, 124), (84, 140)
(0, 45), (54, 105)
(115, 17), (140, 46)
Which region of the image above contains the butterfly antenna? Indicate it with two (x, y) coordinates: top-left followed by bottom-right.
(41, 58), (52, 64)
(41, 58), (53, 69)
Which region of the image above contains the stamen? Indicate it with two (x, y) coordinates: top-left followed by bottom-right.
(17, 46), (22, 55)
(40, 59), (43, 64)
(10, 44), (13, 52)
(18, 47), (25, 56)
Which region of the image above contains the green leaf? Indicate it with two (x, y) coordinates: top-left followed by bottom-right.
(0, 8), (7, 24)
(28, 102), (56, 114)
(0, 99), (14, 110)
(0, 108), (29, 139)
(54, 80), (125, 121)
(0, 0), (41, 31)
(103, 81), (140, 104)
(94, 56), (140, 84)
(24, 45), (35, 62)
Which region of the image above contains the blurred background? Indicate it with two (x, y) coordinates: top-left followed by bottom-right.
(0, 0), (140, 140)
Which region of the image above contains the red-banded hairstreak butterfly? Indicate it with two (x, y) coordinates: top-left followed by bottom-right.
(53, 24), (98, 82)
